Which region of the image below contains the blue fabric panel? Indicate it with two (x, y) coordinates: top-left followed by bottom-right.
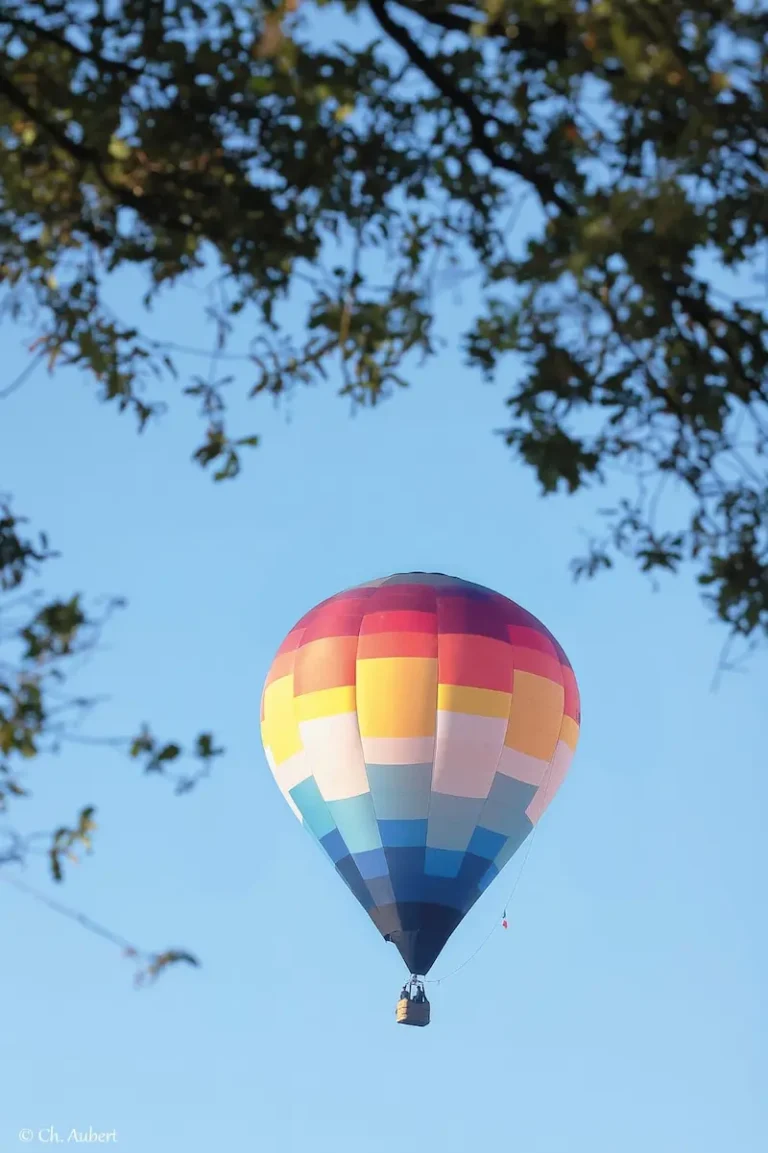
(320, 827), (347, 863)
(467, 825), (507, 861)
(425, 847), (464, 878)
(478, 862), (499, 894)
(481, 774), (537, 838)
(334, 855), (374, 911)
(353, 847), (389, 881)
(327, 793), (382, 855)
(366, 764), (432, 820)
(378, 818), (429, 848)
(290, 777), (336, 841)
(366, 875), (397, 907)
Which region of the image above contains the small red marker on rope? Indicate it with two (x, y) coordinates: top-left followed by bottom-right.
(501, 910), (508, 930)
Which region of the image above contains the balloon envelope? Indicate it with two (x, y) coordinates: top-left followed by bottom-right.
(260, 573), (580, 975)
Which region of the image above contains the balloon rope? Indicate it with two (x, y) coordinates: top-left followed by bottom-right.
(423, 824), (540, 985)
(424, 736), (563, 986)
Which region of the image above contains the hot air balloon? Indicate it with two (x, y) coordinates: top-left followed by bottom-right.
(260, 573), (580, 1025)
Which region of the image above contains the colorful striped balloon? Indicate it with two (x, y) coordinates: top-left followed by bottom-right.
(260, 573), (580, 976)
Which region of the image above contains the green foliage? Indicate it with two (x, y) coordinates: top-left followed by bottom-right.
(0, 499), (220, 809)
(1, 0), (765, 635)
(0, 498), (221, 972)
(135, 949), (201, 987)
(49, 805), (97, 882)
(130, 726), (225, 794)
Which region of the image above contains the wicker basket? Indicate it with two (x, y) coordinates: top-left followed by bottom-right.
(396, 996), (431, 1027)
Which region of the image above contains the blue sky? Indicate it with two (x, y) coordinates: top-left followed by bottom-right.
(1, 7), (766, 1142)
(1, 251), (765, 1152)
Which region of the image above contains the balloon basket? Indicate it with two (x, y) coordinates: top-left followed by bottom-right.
(396, 978), (430, 1027)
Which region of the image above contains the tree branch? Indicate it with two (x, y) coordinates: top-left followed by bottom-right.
(2, 13), (145, 77)
(368, 0), (574, 216)
(0, 872), (200, 985)
(0, 69), (193, 237)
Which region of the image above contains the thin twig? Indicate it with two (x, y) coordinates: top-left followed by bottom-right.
(0, 352), (45, 401)
(0, 871), (150, 957)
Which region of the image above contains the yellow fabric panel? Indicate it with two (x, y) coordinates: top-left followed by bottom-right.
(294, 685), (356, 723)
(356, 657), (437, 738)
(560, 714), (580, 751)
(437, 684), (512, 719)
(504, 671), (564, 760)
(262, 675), (302, 765)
